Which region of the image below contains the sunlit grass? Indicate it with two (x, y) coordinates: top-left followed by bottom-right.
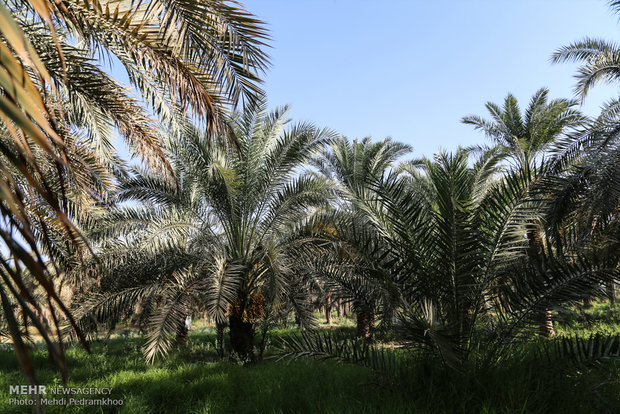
(554, 300), (620, 337)
(0, 302), (618, 413)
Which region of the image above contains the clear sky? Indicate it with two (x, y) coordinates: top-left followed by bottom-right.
(240, 0), (620, 158)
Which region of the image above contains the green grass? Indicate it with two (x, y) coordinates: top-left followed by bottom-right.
(554, 300), (620, 337)
(0, 304), (618, 413)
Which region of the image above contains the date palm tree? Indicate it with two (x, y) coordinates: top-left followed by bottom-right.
(542, 102), (620, 305)
(293, 147), (616, 370)
(0, 0), (269, 387)
(551, 1), (620, 303)
(462, 88), (586, 336)
(462, 88), (585, 170)
(73, 102), (335, 361)
(551, 0), (620, 100)
(309, 136), (411, 339)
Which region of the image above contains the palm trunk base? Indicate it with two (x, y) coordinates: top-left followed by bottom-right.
(356, 306), (373, 340)
(216, 321), (226, 357)
(538, 309), (555, 337)
(607, 280), (616, 305)
(176, 326), (189, 346)
(229, 315), (255, 361)
(325, 295), (333, 326)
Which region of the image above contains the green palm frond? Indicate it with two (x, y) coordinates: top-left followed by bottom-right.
(41, 0), (270, 132)
(144, 269), (201, 362)
(1, 0), (271, 384)
(542, 334), (620, 364)
(205, 257), (242, 323)
(72, 284), (161, 337)
(552, 37), (620, 98)
(279, 329), (403, 377)
(0, 1), (96, 385)
(23, 23), (171, 174)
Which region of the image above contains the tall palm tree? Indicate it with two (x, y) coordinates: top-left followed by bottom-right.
(462, 88), (586, 336)
(0, 4), (81, 388)
(552, 37), (620, 99)
(551, 0), (620, 100)
(0, 0), (269, 386)
(551, 1), (620, 303)
(73, 102), (335, 361)
(542, 103), (620, 305)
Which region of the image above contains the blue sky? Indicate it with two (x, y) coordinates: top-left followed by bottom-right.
(240, 0), (620, 158)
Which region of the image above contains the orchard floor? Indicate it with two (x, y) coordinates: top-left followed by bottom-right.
(0, 303), (618, 413)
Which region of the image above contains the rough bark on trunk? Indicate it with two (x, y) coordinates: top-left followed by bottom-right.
(229, 314), (255, 361)
(176, 317), (189, 346)
(215, 321), (226, 357)
(607, 279), (616, 305)
(325, 293), (333, 325)
(336, 298), (342, 318)
(538, 309), (555, 337)
(356, 304), (373, 340)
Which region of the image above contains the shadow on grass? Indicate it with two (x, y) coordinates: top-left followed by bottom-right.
(0, 319), (618, 413)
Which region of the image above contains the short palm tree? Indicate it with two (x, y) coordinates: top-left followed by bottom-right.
(299, 147), (615, 369)
(310, 136), (411, 339)
(74, 102), (334, 361)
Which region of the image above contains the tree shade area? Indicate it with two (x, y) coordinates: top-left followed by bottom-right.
(0, 1), (618, 413)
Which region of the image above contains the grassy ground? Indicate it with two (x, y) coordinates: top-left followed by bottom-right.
(0, 303), (618, 413)
(554, 300), (620, 337)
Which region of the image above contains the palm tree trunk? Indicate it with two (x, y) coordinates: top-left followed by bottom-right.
(325, 293), (333, 325)
(355, 302), (373, 340)
(228, 314), (255, 361)
(538, 309), (555, 337)
(215, 321), (226, 357)
(176, 316), (190, 346)
(607, 279), (616, 305)
(527, 225), (555, 337)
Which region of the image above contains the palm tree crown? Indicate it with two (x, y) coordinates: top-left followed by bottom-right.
(462, 88), (585, 169)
